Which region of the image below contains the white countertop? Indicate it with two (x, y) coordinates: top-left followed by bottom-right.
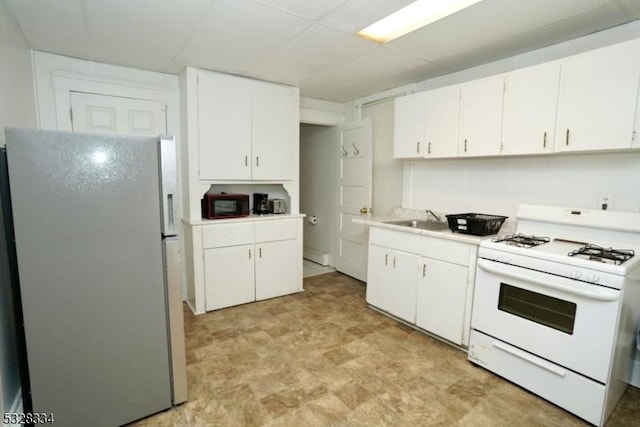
(354, 216), (499, 245)
(184, 213), (306, 226)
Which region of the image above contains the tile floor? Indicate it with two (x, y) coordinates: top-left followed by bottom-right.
(303, 259), (335, 278)
(132, 272), (640, 426)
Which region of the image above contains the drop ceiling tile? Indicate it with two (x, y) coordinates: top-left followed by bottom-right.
(4, 0), (85, 43)
(320, 0), (415, 34)
(84, 0), (212, 58)
(614, 0), (640, 17)
(432, 3), (628, 73)
(391, 0), (614, 62)
(252, 0), (347, 20)
(180, 0), (311, 74)
(300, 47), (441, 94)
(252, 24), (374, 84)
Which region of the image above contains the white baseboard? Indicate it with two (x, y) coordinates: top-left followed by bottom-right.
(303, 247), (329, 266)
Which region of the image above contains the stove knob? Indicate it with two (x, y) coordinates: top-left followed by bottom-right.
(498, 256), (512, 263)
(571, 271), (583, 280)
(587, 274), (600, 283)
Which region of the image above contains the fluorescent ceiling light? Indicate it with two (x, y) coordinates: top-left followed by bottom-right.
(357, 0), (484, 43)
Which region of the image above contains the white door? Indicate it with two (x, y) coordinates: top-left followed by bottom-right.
(336, 119), (372, 282)
(70, 91), (167, 135)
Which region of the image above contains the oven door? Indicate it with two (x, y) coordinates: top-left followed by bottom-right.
(472, 258), (621, 383)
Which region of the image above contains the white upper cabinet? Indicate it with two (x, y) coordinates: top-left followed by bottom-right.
(197, 69), (298, 181)
(251, 79), (296, 181)
(555, 38), (640, 153)
(198, 70), (252, 180)
(424, 84), (461, 158)
(393, 92), (427, 158)
(458, 75), (504, 157)
(502, 62), (561, 155)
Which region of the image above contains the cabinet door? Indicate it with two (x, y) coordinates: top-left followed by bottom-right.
(424, 84), (460, 158)
(386, 249), (420, 323)
(502, 63), (560, 155)
(416, 258), (468, 345)
(204, 244), (255, 311)
(255, 239), (298, 300)
(459, 75), (504, 156)
(556, 39), (640, 153)
(393, 92), (427, 158)
(251, 80), (296, 180)
(198, 71), (252, 180)
(366, 244), (389, 310)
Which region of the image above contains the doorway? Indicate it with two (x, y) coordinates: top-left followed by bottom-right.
(300, 124), (337, 278)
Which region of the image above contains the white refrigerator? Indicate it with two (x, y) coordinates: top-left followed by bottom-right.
(3, 128), (187, 426)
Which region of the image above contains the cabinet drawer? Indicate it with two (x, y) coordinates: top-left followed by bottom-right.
(255, 219), (298, 243)
(420, 235), (471, 266)
(202, 223), (254, 249)
(370, 227), (420, 254)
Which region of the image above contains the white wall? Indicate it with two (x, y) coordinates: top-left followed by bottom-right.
(300, 124), (336, 264)
(0, 0), (37, 416)
(0, 2), (37, 145)
(405, 153), (640, 217)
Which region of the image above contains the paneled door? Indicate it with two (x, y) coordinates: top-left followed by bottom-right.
(336, 119), (372, 282)
(69, 91), (167, 136)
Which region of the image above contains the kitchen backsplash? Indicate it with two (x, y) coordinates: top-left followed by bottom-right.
(403, 152), (640, 217)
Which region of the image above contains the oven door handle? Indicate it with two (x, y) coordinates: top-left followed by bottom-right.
(492, 340), (567, 377)
(477, 259), (619, 302)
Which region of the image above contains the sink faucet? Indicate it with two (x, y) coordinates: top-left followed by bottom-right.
(425, 210), (441, 222)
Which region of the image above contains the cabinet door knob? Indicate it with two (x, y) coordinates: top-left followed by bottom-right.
(385, 254), (388, 266)
(245, 155), (248, 166)
(464, 139), (468, 152)
(249, 249), (252, 259)
(341, 145), (348, 157)
(256, 156), (260, 167)
(259, 247), (262, 258)
(423, 264), (426, 277)
(543, 131), (547, 148)
(416, 142), (420, 153)
(393, 257), (396, 268)
(352, 143), (360, 156)
(360, 207), (368, 215)
(428, 142), (431, 155)
(565, 129), (570, 146)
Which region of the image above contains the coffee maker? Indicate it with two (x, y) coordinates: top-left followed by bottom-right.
(253, 192), (269, 215)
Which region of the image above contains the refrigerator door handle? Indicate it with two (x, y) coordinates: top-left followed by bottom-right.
(167, 193), (174, 230)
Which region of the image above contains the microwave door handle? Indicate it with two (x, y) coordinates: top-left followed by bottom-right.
(477, 259), (619, 302)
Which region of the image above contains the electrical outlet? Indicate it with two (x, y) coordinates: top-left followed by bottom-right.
(598, 193), (613, 210)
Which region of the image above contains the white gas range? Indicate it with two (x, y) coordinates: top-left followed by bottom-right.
(468, 204), (640, 426)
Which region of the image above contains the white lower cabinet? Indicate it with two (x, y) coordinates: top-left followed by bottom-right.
(255, 238), (298, 301)
(205, 244), (255, 311)
(366, 226), (476, 346)
(366, 244), (419, 323)
(202, 218), (302, 311)
(416, 257), (468, 345)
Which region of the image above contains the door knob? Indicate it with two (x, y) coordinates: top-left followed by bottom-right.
(360, 207), (368, 214)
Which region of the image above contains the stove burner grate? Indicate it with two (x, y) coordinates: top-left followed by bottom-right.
(568, 244), (635, 265)
(492, 233), (551, 248)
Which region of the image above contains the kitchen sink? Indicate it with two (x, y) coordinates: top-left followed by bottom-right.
(383, 219), (449, 231)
